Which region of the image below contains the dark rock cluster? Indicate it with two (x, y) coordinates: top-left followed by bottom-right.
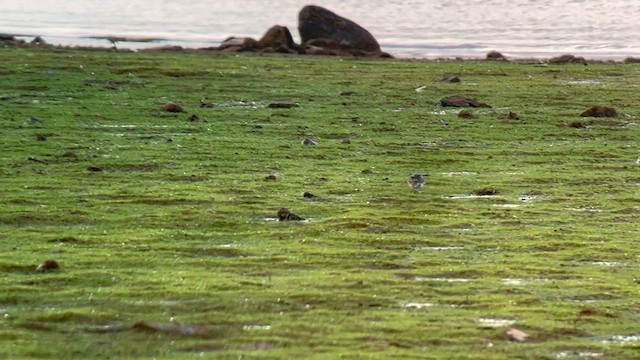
(216, 5), (391, 58)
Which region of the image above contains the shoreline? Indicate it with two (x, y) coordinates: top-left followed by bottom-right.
(3, 33), (639, 65)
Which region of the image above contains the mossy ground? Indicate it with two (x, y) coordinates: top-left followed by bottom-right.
(1, 48), (640, 359)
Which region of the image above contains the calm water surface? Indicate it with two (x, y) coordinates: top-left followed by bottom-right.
(2, 0), (639, 59)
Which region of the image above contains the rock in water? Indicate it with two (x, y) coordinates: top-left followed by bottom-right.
(298, 5), (381, 54)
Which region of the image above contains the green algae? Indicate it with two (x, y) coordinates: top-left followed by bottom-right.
(1, 48), (640, 359)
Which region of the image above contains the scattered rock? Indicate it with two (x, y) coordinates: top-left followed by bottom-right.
(442, 74), (462, 83)
(268, 103), (299, 109)
(580, 106), (618, 118)
(187, 114), (206, 122)
(505, 326), (529, 342)
(341, 137), (352, 144)
(31, 36), (46, 45)
(163, 102), (184, 113)
(474, 187), (499, 196)
(264, 174), (277, 181)
(277, 208), (305, 221)
(497, 112), (520, 120)
(486, 51), (507, 61)
(548, 54), (587, 65)
(59, 151), (78, 159)
(440, 95), (491, 108)
(303, 192), (317, 199)
(624, 57), (640, 64)
(339, 90), (353, 96)
(407, 174), (426, 189)
(28, 156), (46, 163)
(87, 166), (103, 172)
(298, 5), (383, 56)
(302, 138), (318, 146)
(36, 259), (59, 273)
(361, 169), (375, 174)
(0, 34), (28, 47)
(217, 36), (258, 52)
(36, 134), (47, 141)
(458, 110), (477, 119)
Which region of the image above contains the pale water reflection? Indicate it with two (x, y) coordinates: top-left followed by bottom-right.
(2, 0), (639, 59)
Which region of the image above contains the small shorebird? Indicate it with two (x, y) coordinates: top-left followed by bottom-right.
(407, 173), (427, 189)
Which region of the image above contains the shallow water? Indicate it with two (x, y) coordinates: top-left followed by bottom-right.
(3, 0), (639, 59)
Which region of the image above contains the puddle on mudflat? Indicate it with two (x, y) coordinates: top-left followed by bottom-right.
(242, 325), (272, 331)
(571, 299), (598, 304)
(519, 195), (538, 202)
(591, 261), (619, 267)
(217, 243), (239, 248)
(414, 245), (464, 251)
(415, 277), (471, 283)
(403, 302), (435, 309)
(126, 299), (181, 306)
(96, 124), (172, 129)
(441, 171), (478, 177)
(476, 318), (516, 328)
(502, 278), (525, 286)
(553, 351), (602, 359)
(567, 80), (602, 86)
(97, 124), (137, 128)
(501, 278), (549, 286)
(601, 334), (640, 344)
(565, 207), (602, 213)
(402, 302), (460, 309)
(217, 101), (264, 109)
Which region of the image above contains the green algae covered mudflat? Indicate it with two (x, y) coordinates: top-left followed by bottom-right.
(1, 48), (640, 359)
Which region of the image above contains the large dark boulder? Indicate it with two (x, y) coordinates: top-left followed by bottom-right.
(256, 25), (301, 54)
(580, 106), (618, 118)
(548, 54), (587, 65)
(298, 5), (381, 55)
